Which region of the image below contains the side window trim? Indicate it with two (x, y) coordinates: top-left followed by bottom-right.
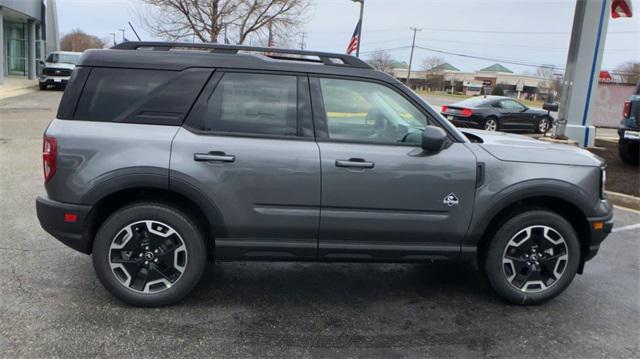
(183, 70), (313, 140)
(309, 75), (444, 146)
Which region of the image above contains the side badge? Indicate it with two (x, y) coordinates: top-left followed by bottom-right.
(443, 193), (459, 207)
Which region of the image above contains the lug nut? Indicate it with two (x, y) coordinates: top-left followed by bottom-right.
(154, 249), (159, 254)
(139, 253), (143, 257)
(154, 258), (158, 263)
(145, 246), (149, 250)
(144, 261), (149, 265)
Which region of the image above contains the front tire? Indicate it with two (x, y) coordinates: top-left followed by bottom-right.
(483, 210), (580, 305)
(537, 117), (551, 134)
(92, 202), (207, 307)
(619, 137), (639, 166)
(39, 82), (48, 90)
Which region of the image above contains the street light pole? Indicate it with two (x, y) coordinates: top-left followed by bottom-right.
(118, 28), (125, 43)
(351, 0), (364, 57)
(110, 33), (116, 46)
(406, 27), (421, 87)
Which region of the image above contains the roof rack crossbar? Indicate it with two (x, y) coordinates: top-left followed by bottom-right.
(112, 41), (372, 69)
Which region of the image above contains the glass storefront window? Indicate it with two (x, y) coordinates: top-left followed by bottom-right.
(4, 21), (27, 76)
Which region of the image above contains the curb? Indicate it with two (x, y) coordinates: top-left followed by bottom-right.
(0, 85), (39, 100)
(606, 191), (640, 211)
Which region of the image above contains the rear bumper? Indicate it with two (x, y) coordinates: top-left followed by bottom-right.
(442, 115), (483, 129)
(36, 195), (93, 254)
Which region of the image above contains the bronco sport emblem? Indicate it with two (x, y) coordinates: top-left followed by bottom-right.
(443, 193), (459, 207)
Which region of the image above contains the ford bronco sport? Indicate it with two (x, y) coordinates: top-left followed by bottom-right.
(36, 42), (613, 307)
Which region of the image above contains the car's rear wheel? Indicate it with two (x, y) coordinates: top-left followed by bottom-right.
(39, 83), (48, 90)
(92, 202), (207, 306)
(483, 210), (580, 305)
(537, 117), (551, 133)
(619, 137), (639, 166)
(484, 117), (499, 131)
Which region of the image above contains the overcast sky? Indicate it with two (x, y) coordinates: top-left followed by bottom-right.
(57, 0), (639, 74)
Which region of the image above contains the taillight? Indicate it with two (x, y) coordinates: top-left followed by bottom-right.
(623, 100), (631, 118)
(441, 105), (449, 113)
(43, 136), (57, 183)
(460, 108), (473, 117)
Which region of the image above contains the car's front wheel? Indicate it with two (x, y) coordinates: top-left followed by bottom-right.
(92, 202), (207, 306)
(537, 117), (551, 133)
(39, 82), (48, 90)
(483, 210), (580, 304)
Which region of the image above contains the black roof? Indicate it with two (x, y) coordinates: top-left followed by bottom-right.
(78, 41), (388, 80)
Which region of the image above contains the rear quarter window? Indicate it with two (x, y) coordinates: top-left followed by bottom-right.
(73, 68), (212, 125)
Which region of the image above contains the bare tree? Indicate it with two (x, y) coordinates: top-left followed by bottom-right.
(420, 56), (445, 91)
(536, 64), (561, 101)
(139, 0), (309, 45)
(615, 61), (640, 85)
(60, 29), (105, 52)
(420, 56), (445, 73)
(367, 50), (394, 74)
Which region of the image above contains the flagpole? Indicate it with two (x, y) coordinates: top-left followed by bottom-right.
(352, 0), (364, 57)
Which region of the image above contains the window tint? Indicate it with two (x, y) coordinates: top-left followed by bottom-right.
(75, 68), (174, 122)
(319, 78), (428, 144)
(190, 73), (298, 136)
(500, 100), (525, 110)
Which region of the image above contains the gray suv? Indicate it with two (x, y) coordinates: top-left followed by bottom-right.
(36, 42), (613, 307)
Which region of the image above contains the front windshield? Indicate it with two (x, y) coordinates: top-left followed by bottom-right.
(46, 53), (81, 65)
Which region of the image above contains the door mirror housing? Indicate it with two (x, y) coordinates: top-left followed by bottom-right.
(421, 126), (451, 154)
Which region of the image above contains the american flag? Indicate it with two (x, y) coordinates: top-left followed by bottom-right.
(346, 20), (361, 55)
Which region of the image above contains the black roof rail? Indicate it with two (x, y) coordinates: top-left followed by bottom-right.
(112, 41), (373, 69)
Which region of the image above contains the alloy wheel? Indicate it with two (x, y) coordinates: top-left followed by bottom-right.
(539, 118), (550, 133)
(109, 220), (188, 294)
(484, 119), (498, 131)
(502, 225), (569, 293)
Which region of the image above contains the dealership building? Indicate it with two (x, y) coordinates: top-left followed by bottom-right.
(393, 63), (556, 101)
(0, 0), (59, 85)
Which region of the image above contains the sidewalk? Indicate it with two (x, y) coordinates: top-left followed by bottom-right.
(0, 76), (38, 100)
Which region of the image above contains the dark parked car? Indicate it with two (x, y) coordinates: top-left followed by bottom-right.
(441, 96), (554, 133)
(618, 81), (639, 166)
(36, 42), (612, 307)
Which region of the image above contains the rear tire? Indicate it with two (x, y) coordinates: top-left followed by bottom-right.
(619, 137), (639, 166)
(92, 202), (207, 307)
(484, 117), (499, 131)
(483, 210), (580, 305)
(39, 83), (47, 90)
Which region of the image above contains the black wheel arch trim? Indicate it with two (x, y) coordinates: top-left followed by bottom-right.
(461, 179), (611, 258)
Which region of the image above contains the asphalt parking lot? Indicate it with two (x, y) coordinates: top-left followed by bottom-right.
(1, 90), (639, 357)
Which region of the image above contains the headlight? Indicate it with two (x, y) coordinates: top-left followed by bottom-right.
(600, 168), (606, 199)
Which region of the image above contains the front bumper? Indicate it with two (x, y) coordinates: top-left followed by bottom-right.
(39, 75), (70, 86)
(584, 200), (614, 262)
(36, 195), (93, 254)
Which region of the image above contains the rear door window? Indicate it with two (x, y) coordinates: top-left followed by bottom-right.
(186, 72), (300, 137)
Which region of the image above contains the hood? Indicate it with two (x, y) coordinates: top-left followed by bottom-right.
(462, 129), (604, 167)
(43, 62), (76, 70)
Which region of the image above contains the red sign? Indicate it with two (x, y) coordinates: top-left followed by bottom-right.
(599, 70), (612, 82)
(612, 0), (633, 18)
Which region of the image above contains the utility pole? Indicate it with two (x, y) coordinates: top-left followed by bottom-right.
(110, 33), (116, 46)
(118, 28), (125, 43)
(300, 32), (307, 50)
(405, 27), (421, 87)
(351, 0), (364, 57)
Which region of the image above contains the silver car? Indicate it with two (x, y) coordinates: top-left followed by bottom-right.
(38, 51), (82, 90)
(36, 42), (614, 307)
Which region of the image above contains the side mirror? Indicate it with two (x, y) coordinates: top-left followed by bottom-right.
(421, 126), (450, 154)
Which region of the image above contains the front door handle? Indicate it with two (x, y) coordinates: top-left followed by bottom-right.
(194, 152), (236, 163)
(335, 158), (375, 169)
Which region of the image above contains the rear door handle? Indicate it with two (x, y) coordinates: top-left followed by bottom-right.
(335, 158), (375, 169)
(194, 152), (236, 163)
